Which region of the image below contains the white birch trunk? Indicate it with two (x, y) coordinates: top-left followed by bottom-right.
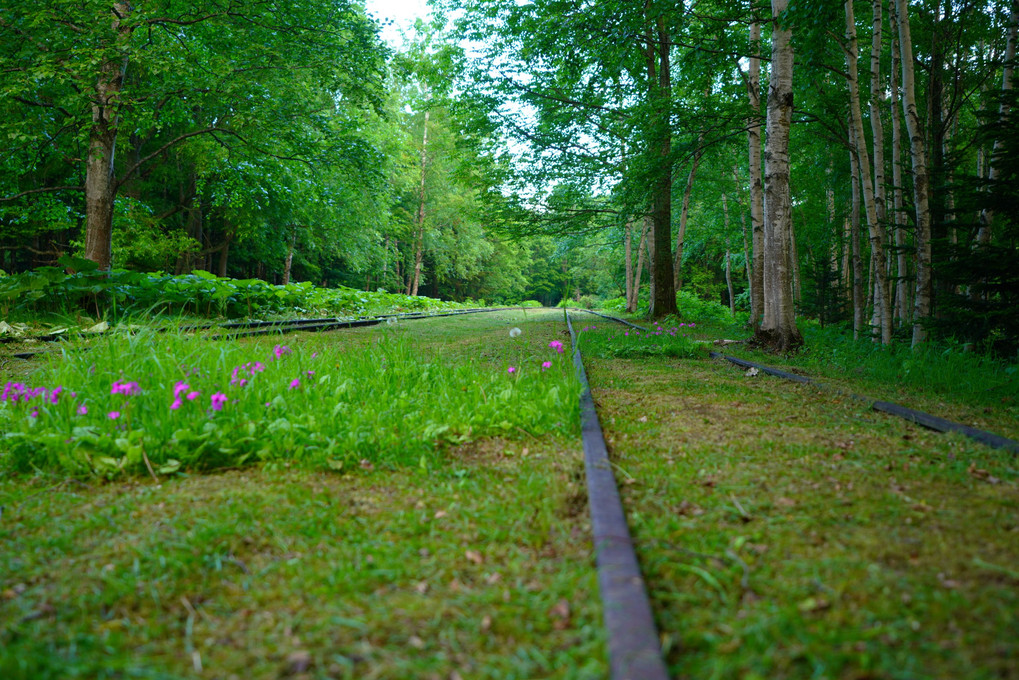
(895, 0), (933, 346)
(758, 0), (802, 351)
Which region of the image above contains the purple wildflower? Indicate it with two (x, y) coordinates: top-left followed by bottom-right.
(210, 392), (228, 411)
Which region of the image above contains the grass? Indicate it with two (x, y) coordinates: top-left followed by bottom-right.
(1, 314), (579, 478)
(577, 320), (1019, 679)
(1, 310), (605, 679)
(4, 304), (1018, 679)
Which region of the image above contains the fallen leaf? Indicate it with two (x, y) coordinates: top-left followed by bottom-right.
(465, 550), (483, 565)
(415, 581), (429, 594)
(285, 651), (311, 675)
(433, 510), (447, 519)
(677, 500), (705, 516)
(481, 615), (492, 631)
(776, 497), (797, 508)
(549, 598), (571, 629)
(359, 459), (374, 471)
(409, 635), (425, 649)
(797, 597), (830, 613)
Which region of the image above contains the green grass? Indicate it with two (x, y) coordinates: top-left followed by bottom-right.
(0, 309), (605, 679)
(1, 315), (579, 478)
(581, 340), (1019, 679)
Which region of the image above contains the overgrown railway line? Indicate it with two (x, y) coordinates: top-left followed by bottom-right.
(4, 307), (1015, 678)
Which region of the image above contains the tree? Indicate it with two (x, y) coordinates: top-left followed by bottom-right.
(756, 0), (803, 351)
(0, 0), (387, 269)
(894, 0), (933, 346)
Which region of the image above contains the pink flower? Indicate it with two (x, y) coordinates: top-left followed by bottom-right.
(541, 361), (552, 371)
(170, 398), (183, 411)
(507, 366), (516, 374)
(186, 391), (200, 401)
(77, 405), (88, 416)
(210, 392), (227, 411)
(289, 378), (301, 390)
(108, 411), (120, 420)
(239, 378), (248, 388)
(306, 370), (315, 376)
(110, 380), (140, 396)
(48, 386), (63, 404)
(548, 340), (564, 353)
(30, 409), (38, 419)
(174, 381), (190, 398)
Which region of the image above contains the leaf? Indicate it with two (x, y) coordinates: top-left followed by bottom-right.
(157, 459), (181, 474)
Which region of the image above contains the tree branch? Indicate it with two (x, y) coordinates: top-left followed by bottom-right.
(0, 186), (84, 203)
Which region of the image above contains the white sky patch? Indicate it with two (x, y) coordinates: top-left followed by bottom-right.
(364, 0), (432, 47)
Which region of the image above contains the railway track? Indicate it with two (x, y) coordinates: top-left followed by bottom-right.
(7, 307), (1012, 678)
(3, 307), (515, 360)
(575, 308), (1019, 455)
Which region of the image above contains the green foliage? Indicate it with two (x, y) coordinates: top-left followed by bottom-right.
(798, 322), (1018, 408)
(1, 329), (580, 478)
(0, 260), (465, 322)
(577, 323), (702, 359)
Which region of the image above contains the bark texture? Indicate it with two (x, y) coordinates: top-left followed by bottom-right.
(756, 0), (803, 351)
(747, 21), (765, 328)
(846, 0), (892, 343)
(83, 2), (134, 270)
(895, 0), (933, 346)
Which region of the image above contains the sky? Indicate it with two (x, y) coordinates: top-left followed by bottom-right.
(363, 0), (433, 47)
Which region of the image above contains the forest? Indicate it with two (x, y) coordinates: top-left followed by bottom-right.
(2, 0), (1017, 354)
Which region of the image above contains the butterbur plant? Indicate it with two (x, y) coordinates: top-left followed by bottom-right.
(0, 326), (581, 478)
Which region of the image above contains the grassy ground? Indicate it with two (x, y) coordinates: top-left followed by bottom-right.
(4, 307), (1018, 679)
(577, 320), (1019, 679)
(1, 310), (605, 679)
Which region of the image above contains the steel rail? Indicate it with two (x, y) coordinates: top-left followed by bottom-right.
(565, 311), (670, 680)
(5, 308), (518, 360)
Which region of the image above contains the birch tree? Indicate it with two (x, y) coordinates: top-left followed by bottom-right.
(894, 0), (933, 346)
(757, 0), (803, 351)
(845, 0), (892, 343)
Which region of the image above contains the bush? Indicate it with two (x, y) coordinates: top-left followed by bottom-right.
(0, 257), (467, 322)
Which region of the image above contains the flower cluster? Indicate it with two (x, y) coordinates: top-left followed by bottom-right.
(549, 340), (565, 354)
(110, 380), (141, 396)
(3, 382), (79, 419)
(2, 382), (60, 405)
(230, 361), (266, 387)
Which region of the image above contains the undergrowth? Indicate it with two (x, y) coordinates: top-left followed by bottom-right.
(1, 326), (580, 478)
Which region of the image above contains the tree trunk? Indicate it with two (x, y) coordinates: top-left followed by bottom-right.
(410, 110), (430, 297)
(218, 230), (232, 278)
(723, 193), (735, 315)
(628, 217), (651, 313)
(673, 136), (704, 291)
(976, 0), (1018, 245)
(282, 226), (298, 285)
(895, 0), (933, 346)
(790, 209), (801, 303)
(624, 219), (634, 308)
(757, 0), (803, 351)
(644, 6), (678, 319)
(83, 2), (133, 270)
(846, 0), (892, 343)
(889, 0), (910, 325)
(850, 142), (865, 340)
(747, 20), (765, 328)
(736, 168), (753, 297)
